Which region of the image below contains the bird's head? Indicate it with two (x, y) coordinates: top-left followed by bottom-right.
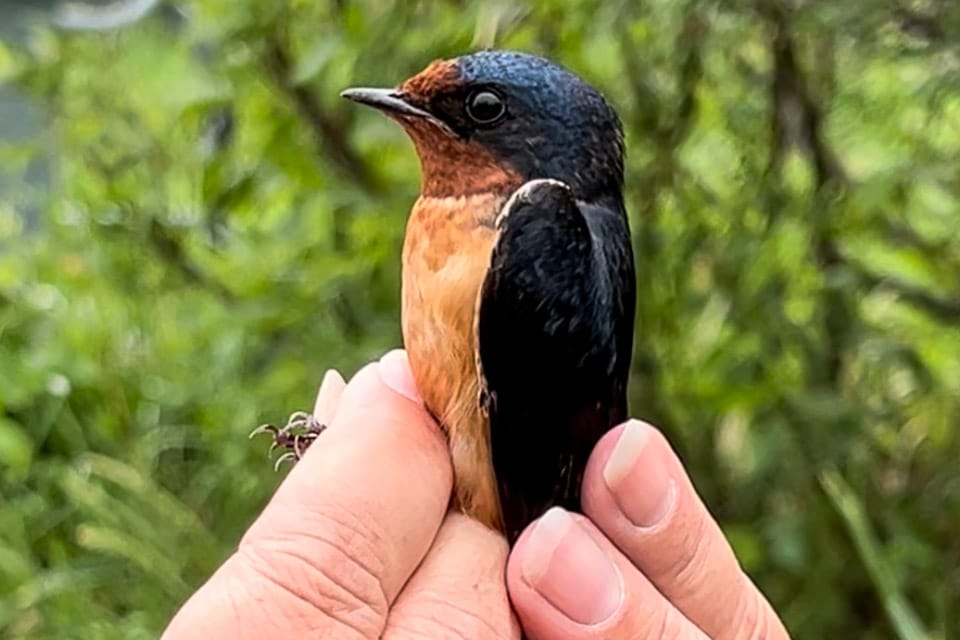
(342, 50), (625, 210)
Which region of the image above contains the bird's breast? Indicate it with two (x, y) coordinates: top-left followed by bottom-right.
(400, 192), (505, 530)
(401, 193), (501, 418)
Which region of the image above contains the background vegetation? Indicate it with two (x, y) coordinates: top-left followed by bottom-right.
(1, 0), (958, 637)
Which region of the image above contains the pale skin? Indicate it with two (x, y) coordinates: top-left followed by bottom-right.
(162, 350), (791, 639)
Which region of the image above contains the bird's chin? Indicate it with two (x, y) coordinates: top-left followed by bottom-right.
(393, 113), (458, 140)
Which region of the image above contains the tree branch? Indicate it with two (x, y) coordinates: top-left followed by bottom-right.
(762, 2), (959, 329)
(762, 0), (853, 385)
(261, 38), (384, 194)
(850, 262), (960, 322)
(765, 1), (846, 186)
(668, 8), (708, 147)
(146, 217), (236, 303)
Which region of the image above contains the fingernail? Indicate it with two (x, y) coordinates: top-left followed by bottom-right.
(313, 369), (346, 424)
(377, 349), (422, 404)
(603, 420), (676, 528)
(521, 507), (622, 625)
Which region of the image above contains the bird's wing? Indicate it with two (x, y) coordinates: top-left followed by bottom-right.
(475, 179), (635, 543)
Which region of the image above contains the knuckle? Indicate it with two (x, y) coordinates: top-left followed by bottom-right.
(388, 591), (514, 639)
(645, 605), (693, 640)
(670, 506), (715, 589)
(239, 507), (390, 638)
(725, 577), (770, 640)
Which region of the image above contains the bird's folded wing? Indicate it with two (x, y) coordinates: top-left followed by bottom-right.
(475, 179), (635, 542)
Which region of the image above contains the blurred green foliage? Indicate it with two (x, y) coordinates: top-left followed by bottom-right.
(1, 0), (958, 637)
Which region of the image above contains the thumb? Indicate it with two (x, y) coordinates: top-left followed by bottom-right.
(163, 350), (453, 639)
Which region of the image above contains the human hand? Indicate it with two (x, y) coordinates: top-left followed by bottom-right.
(164, 349), (789, 639)
(505, 420), (792, 639)
(162, 350), (520, 639)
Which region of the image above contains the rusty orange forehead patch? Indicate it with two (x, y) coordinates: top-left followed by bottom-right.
(400, 59), (461, 101)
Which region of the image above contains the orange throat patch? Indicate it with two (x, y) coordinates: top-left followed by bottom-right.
(402, 120), (520, 198)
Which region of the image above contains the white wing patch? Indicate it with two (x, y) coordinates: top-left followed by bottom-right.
(495, 178), (572, 229)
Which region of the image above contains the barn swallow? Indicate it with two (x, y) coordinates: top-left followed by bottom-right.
(255, 50), (636, 543)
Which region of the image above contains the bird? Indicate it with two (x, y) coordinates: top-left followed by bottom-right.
(254, 49), (636, 543)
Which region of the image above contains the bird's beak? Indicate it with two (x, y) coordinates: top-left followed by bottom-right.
(340, 87), (455, 136)
(340, 87), (431, 118)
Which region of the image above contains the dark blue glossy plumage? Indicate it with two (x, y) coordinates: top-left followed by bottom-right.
(478, 178), (635, 543)
(454, 51), (626, 211)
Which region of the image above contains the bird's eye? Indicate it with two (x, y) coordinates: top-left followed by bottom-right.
(466, 90), (506, 125)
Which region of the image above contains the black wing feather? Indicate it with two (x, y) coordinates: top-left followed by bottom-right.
(477, 179), (635, 543)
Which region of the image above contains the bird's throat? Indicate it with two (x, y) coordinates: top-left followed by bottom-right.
(400, 121), (524, 199)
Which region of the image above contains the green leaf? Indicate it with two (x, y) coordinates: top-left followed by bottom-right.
(0, 40), (16, 83)
(292, 36), (341, 85)
(821, 470), (932, 640)
(0, 418), (33, 480)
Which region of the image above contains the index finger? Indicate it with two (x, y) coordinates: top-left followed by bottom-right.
(582, 420), (791, 640)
